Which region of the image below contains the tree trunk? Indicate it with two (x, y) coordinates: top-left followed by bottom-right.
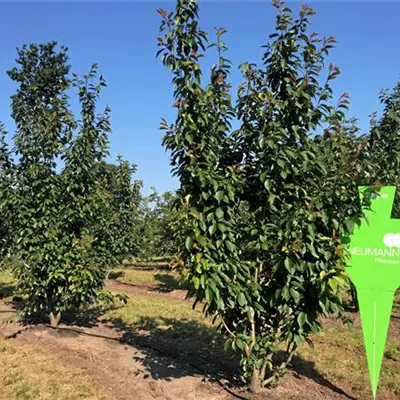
(49, 311), (61, 327)
(250, 368), (262, 394)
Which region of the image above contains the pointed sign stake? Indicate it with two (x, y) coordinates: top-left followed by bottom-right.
(346, 186), (400, 399)
(356, 289), (394, 399)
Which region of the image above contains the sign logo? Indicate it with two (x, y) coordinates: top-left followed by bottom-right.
(382, 233), (400, 247)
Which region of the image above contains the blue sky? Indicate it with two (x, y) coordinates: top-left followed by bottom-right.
(0, 1), (399, 194)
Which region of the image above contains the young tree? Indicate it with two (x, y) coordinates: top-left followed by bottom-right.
(8, 43), (117, 326)
(0, 124), (15, 264)
(159, 0), (368, 392)
(366, 84), (400, 217)
(95, 157), (142, 263)
(9, 42), (74, 325)
(136, 190), (181, 259)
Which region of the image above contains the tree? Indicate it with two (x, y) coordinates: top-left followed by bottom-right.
(0, 124), (15, 264)
(95, 157), (142, 263)
(135, 190), (181, 259)
(9, 42), (74, 325)
(366, 83), (400, 217)
(158, 0), (369, 392)
(8, 42), (116, 326)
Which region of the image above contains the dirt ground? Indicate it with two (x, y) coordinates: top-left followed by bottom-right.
(0, 282), (398, 400)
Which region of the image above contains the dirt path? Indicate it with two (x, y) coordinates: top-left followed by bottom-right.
(12, 323), (229, 400)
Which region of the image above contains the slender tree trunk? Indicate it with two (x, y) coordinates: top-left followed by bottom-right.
(49, 311), (61, 327)
(250, 368), (262, 394)
(249, 263), (263, 394)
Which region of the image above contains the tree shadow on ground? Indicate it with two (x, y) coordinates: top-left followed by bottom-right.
(17, 305), (109, 327)
(108, 270), (125, 280)
(291, 355), (357, 400)
(147, 273), (187, 293)
(104, 314), (355, 399)
(0, 284), (16, 299)
(108, 314), (241, 384)
(16, 293), (128, 328)
(109, 271), (187, 294)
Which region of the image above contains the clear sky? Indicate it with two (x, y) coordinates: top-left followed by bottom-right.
(0, 1), (399, 194)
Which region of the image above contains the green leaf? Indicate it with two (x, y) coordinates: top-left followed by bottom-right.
(297, 312), (307, 328)
(209, 224), (217, 235)
(226, 240), (236, 252)
(185, 236), (194, 250)
(235, 338), (245, 350)
(238, 292), (247, 307)
(345, 219), (355, 233)
(224, 338), (232, 352)
(215, 191), (224, 202)
(215, 208), (224, 219)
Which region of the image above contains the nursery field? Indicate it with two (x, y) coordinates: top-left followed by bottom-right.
(1, 267), (400, 400)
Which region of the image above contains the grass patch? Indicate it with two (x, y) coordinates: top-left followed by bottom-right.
(109, 268), (181, 289)
(120, 258), (172, 270)
(0, 341), (96, 400)
(296, 324), (400, 397)
(0, 269), (17, 298)
(0, 269), (16, 286)
(104, 291), (215, 340)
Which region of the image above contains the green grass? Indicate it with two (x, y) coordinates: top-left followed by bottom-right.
(296, 324), (400, 397)
(102, 290), (230, 378)
(123, 256), (171, 263)
(109, 268), (181, 289)
(104, 291), (215, 340)
(0, 269), (16, 285)
(120, 258), (172, 269)
(0, 269), (17, 298)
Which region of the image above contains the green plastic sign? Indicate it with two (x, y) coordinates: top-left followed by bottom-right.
(346, 186), (400, 399)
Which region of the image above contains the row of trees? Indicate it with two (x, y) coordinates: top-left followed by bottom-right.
(1, 0), (399, 394)
(158, 0), (400, 393)
(0, 42), (178, 325)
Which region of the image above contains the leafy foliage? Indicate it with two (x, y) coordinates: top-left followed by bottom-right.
(6, 42), (136, 323)
(9, 42), (75, 319)
(0, 124), (15, 264)
(366, 84), (400, 217)
(135, 190), (181, 259)
(95, 157), (142, 263)
(158, 0), (374, 392)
